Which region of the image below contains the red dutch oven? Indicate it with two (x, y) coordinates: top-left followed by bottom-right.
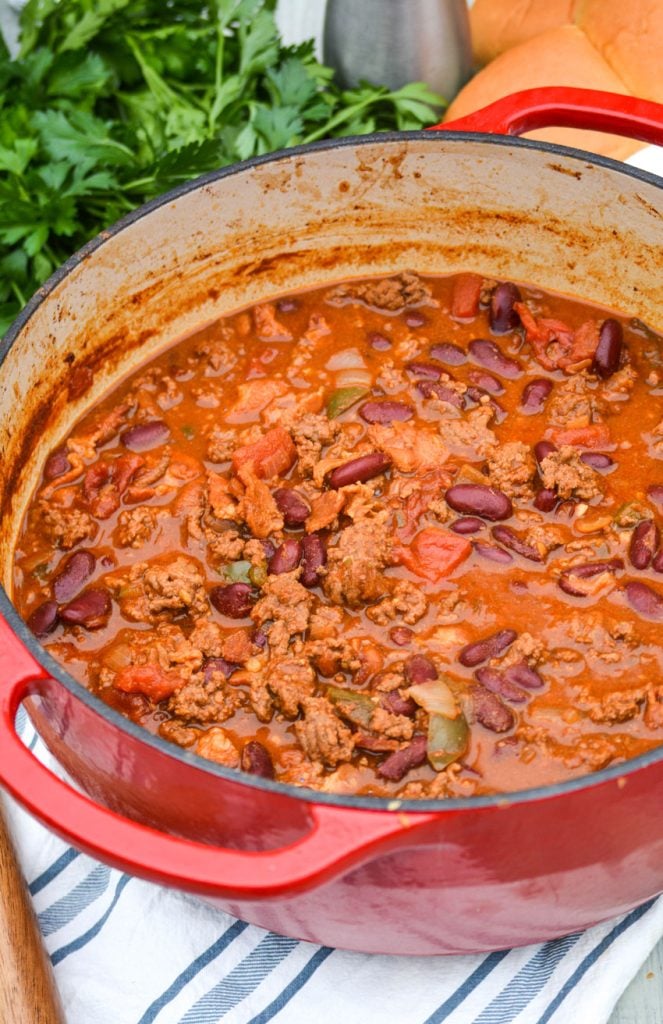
(0, 89), (662, 956)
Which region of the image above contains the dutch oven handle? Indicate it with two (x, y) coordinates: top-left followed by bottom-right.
(432, 87), (663, 147)
(0, 630), (436, 899)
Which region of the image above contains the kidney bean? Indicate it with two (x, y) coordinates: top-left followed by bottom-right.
(558, 558), (624, 597)
(27, 600), (59, 638)
(252, 628), (268, 649)
(459, 629), (517, 668)
(242, 740), (275, 779)
(121, 419), (170, 451)
(468, 369), (504, 395)
(44, 447), (72, 481)
(580, 452), (614, 470)
(647, 485), (663, 509)
(445, 483), (512, 521)
(593, 319), (623, 379)
(389, 626), (413, 646)
(277, 297), (298, 313)
(534, 440), (557, 465)
(405, 311), (426, 327)
(469, 339), (522, 379)
(210, 582), (254, 618)
(474, 543), (514, 564)
(359, 400), (413, 424)
(629, 520), (660, 570)
(328, 452), (391, 489)
(653, 549), (663, 574)
(489, 282), (522, 334)
(471, 685), (515, 733)
(260, 539), (276, 562)
(503, 661), (544, 690)
(52, 551), (96, 603)
(204, 657), (237, 681)
(417, 380), (464, 408)
(268, 539), (302, 575)
(625, 581), (663, 620)
(60, 588), (111, 629)
(475, 666), (527, 703)
(521, 378), (552, 414)
(534, 488), (557, 512)
(404, 653), (437, 684)
(450, 516), (484, 535)
(369, 331), (391, 351)
(377, 734), (427, 781)
(273, 488), (310, 528)
(406, 361), (442, 379)
(430, 342), (467, 366)
(300, 533), (327, 588)
(491, 525), (546, 562)
(381, 688), (418, 717)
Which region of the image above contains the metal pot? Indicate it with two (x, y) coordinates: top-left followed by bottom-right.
(0, 89), (662, 955)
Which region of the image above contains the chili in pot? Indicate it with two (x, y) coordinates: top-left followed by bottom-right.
(12, 270), (663, 799)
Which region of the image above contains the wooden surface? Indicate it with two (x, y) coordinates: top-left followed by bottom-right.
(610, 940), (663, 1024)
(0, 798), (66, 1024)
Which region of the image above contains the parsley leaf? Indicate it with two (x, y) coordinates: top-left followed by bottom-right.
(0, 0), (445, 334)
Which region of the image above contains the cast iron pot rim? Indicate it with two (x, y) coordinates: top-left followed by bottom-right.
(1, 129), (662, 818)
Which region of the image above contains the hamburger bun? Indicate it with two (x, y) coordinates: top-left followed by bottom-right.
(575, 0), (663, 101)
(445, 24), (645, 160)
(470, 0), (574, 67)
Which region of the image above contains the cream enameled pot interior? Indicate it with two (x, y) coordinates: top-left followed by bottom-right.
(1, 134), (661, 590)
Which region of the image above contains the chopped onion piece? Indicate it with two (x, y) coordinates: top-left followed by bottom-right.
(102, 643), (134, 672)
(335, 368), (373, 389)
(325, 348), (366, 371)
(407, 678), (458, 718)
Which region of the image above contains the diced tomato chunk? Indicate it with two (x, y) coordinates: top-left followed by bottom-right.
(114, 453), (144, 494)
(114, 664), (182, 703)
(232, 426), (297, 480)
(558, 320), (600, 369)
(397, 527), (472, 582)
(515, 302), (574, 370)
(450, 273), (482, 320)
(227, 378), (286, 420)
(546, 422), (612, 449)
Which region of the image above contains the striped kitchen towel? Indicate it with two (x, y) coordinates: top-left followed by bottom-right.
(5, 704), (663, 1024)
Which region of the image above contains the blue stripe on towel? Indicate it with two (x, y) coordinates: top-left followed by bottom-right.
(248, 946), (334, 1024)
(15, 705), (27, 735)
(423, 950), (511, 1024)
(536, 900), (656, 1024)
(473, 932), (581, 1023)
(30, 848), (80, 895)
(180, 932), (298, 1022)
(137, 919), (249, 1024)
(38, 863), (111, 937)
(51, 874), (132, 966)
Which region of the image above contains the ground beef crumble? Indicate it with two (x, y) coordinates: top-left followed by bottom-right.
(116, 506), (157, 548)
(294, 696), (355, 766)
(540, 447), (603, 500)
(40, 502), (97, 549)
(118, 556), (208, 622)
(323, 514), (391, 608)
(487, 442), (537, 500)
(251, 571), (314, 654)
(326, 271), (433, 311)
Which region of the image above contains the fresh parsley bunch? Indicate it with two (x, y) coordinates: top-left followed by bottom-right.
(0, 0), (444, 334)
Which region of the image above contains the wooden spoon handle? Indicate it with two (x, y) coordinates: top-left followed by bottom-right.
(0, 799), (66, 1024)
